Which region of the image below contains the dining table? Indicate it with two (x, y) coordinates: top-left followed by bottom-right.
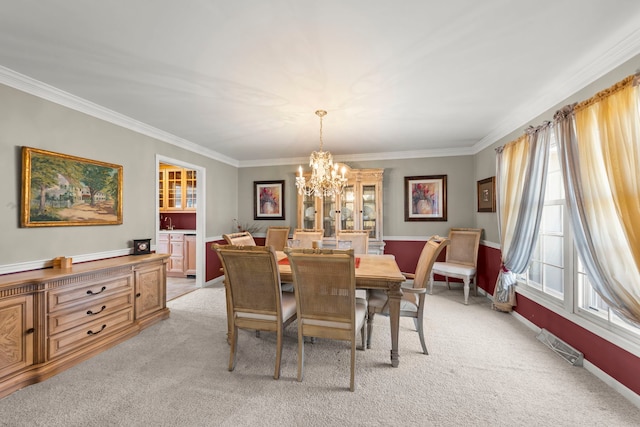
(277, 251), (406, 367)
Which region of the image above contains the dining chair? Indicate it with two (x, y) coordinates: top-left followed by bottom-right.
(213, 244), (297, 379)
(292, 229), (323, 249)
(366, 236), (450, 355)
(337, 230), (369, 254)
(284, 248), (366, 391)
(264, 226), (290, 251)
(222, 231), (257, 246)
(430, 228), (482, 305)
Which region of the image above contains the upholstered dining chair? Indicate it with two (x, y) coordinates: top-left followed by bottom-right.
(337, 230), (369, 254)
(367, 236), (450, 355)
(222, 231), (257, 246)
(430, 227), (482, 305)
(264, 226), (290, 251)
(292, 229), (323, 249)
(213, 244), (297, 379)
(284, 248), (366, 392)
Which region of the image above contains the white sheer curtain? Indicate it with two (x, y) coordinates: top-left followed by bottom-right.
(554, 75), (640, 326)
(494, 124), (551, 312)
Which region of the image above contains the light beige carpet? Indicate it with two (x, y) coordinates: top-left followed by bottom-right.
(1, 286), (638, 426)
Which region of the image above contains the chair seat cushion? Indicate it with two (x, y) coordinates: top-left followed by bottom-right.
(367, 289), (418, 313)
(432, 262), (476, 279)
(281, 291), (297, 321)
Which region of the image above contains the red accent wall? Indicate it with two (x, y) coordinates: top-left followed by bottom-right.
(159, 212), (196, 230)
(515, 295), (640, 395)
(387, 240), (640, 395)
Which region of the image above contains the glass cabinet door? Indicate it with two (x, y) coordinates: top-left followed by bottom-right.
(341, 185), (355, 232)
(322, 195), (336, 237)
(361, 184), (377, 238)
(185, 170), (197, 208)
(167, 170), (182, 209)
(158, 171), (165, 209)
(302, 194), (315, 230)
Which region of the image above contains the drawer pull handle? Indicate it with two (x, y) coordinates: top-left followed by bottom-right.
(87, 325), (107, 336)
(87, 286), (107, 295)
(87, 305), (107, 316)
(26, 328), (35, 334)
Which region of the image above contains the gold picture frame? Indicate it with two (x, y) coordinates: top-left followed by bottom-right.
(21, 147), (123, 227)
(477, 176), (496, 212)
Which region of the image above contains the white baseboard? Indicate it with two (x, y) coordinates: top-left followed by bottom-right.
(0, 248), (132, 275)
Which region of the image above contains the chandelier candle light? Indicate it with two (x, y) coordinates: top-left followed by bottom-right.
(296, 110), (348, 197)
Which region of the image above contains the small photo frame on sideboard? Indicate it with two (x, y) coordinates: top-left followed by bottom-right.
(477, 176), (496, 212)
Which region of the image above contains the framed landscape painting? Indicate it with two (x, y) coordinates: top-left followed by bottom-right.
(254, 180), (285, 220)
(404, 175), (447, 221)
(21, 147), (123, 227)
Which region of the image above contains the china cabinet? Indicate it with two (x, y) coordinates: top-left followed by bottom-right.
(297, 167), (384, 253)
(159, 163), (197, 212)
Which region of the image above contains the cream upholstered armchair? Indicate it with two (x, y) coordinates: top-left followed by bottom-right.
(285, 248), (366, 392)
(337, 230), (369, 254)
(367, 236), (449, 355)
(223, 231), (257, 246)
(264, 226), (290, 251)
(292, 229), (323, 248)
(430, 228), (482, 305)
(213, 244), (296, 379)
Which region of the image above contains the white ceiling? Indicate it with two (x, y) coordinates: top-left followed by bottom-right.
(2, 1), (640, 167)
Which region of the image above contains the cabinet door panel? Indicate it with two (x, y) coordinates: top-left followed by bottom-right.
(0, 295), (34, 377)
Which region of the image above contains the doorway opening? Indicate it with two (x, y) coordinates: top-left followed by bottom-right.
(156, 155), (206, 291)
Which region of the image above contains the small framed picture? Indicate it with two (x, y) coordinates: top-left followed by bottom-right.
(477, 176), (496, 212)
(133, 238), (151, 255)
(254, 180), (285, 220)
(404, 175), (447, 221)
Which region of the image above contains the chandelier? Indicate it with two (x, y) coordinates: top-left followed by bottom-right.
(296, 110), (347, 197)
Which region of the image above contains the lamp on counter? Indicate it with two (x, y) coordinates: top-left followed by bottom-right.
(295, 110), (347, 198)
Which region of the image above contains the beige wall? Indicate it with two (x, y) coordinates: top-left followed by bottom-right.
(238, 155), (476, 239)
(3, 52), (638, 268)
(0, 84), (237, 266)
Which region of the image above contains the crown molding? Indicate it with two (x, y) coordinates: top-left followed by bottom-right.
(472, 23), (640, 154)
(0, 66), (239, 168)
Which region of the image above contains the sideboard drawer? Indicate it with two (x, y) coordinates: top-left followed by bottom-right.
(48, 307), (134, 359)
(48, 275), (133, 313)
(48, 291), (134, 335)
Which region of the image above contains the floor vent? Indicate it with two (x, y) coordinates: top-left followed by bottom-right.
(536, 329), (584, 366)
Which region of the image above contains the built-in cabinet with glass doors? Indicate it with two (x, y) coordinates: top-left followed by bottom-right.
(297, 167), (384, 253)
(159, 163), (196, 212)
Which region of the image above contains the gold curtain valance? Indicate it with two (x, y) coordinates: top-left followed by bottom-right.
(574, 74), (637, 112)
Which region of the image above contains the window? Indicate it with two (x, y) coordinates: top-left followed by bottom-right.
(518, 138), (567, 301)
(518, 135), (640, 342)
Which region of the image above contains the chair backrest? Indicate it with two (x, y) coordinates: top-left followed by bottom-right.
(337, 230), (369, 254)
(222, 231), (256, 246)
(265, 226), (290, 251)
(285, 248), (356, 333)
(213, 244), (284, 321)
(445, 228), (482, 267)
(293, 229), (323, 249)
(413, 236), (450, 289)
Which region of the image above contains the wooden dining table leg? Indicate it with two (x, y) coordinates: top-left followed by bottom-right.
(387, 281), (402, 367)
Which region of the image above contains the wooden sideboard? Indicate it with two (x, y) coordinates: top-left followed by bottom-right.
(0, 254), (170, 399)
